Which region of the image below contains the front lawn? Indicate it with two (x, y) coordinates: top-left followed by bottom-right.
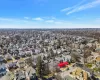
(85, 63), (92, 68)
(93, 68), (100, 72)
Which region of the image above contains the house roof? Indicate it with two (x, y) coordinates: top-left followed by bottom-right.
(8, 62), (17, 67)
(95, 48), (100, 51)
(26, 66), (36, 77)
(0, 56), (4, 62)
(96, 56), (100, 61)
(16, 70), (26, 80)
(58, 62), (68, 68)
(5, 54), (12, 60)
(0, 63), (6, 69)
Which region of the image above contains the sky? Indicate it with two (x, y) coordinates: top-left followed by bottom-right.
(0, 0), (100, 28)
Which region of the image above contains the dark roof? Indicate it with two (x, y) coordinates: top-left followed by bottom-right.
(0, 56), (4, 62)
(16, 70), (26, 80)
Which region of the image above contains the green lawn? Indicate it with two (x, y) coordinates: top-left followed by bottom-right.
(85, 63), (92, 68)
(93, 68), (100, 72)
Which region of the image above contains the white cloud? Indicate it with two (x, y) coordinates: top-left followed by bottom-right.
(61, 0), (86, 12)
(0, 18), (100, 29)
(24, 17), (30, 19)
(32, 17), (44, 21)
(61, 0), (100, 15)
(51, 16), (56, 20)
(1, 17), (100, 29)
(0, 17), (30, 23)
(45, 20), (54, 23)
(54, 21), (63, 24)
(61, 7), (72, 12)
(95, 18), (100, 22)
(69, 0), (100, 15)
(1, 23), (99, 29)
(0, 18), (13, 21)
(45, 19), (71, 25)
(67, 0), (100, 15)
(42, 16), (56, 20)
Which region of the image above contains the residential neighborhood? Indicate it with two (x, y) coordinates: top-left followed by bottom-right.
(0, 29), (100, 80)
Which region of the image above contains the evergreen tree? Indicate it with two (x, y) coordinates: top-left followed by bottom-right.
(26, 57), (33, 67)
(36, 56), (50, 78)
(36, 56), (42, 78)
(42, 62), (50, 75)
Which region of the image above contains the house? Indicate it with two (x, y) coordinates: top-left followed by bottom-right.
(7, 62), (18, 70)
(48, 59), (59, 72)
(72, 42), (80, 49)
(30, 73), (38, 80)
(15, 70), (26, 80)
(5, 53), (12, 61)
(80, 44), (85, 49)
(62, 54), (71, 62)
(19, 51), (26, 58)
(58, 62), (69, 68)
(87, 55), (94, 63)
(76, 49), (82, 54)
(95, 41), (100, 48)
(0, 63), (7, 76)
(95, 56), (100, 67)
(57, 49), (62, 55)
(35, 48), (41, 54)
(17, 59), (26, 68)
(25, 66), (36, 80)
(55, 57), (63, 62)
(14, 55), (20, 60)
(25, 51), (32, 57)
(87, 43), (93, 48)
(95, 48), (100, 53)
(0, 55), (6, 63)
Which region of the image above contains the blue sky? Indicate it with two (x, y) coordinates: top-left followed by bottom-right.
(0, 0), (100, 28)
